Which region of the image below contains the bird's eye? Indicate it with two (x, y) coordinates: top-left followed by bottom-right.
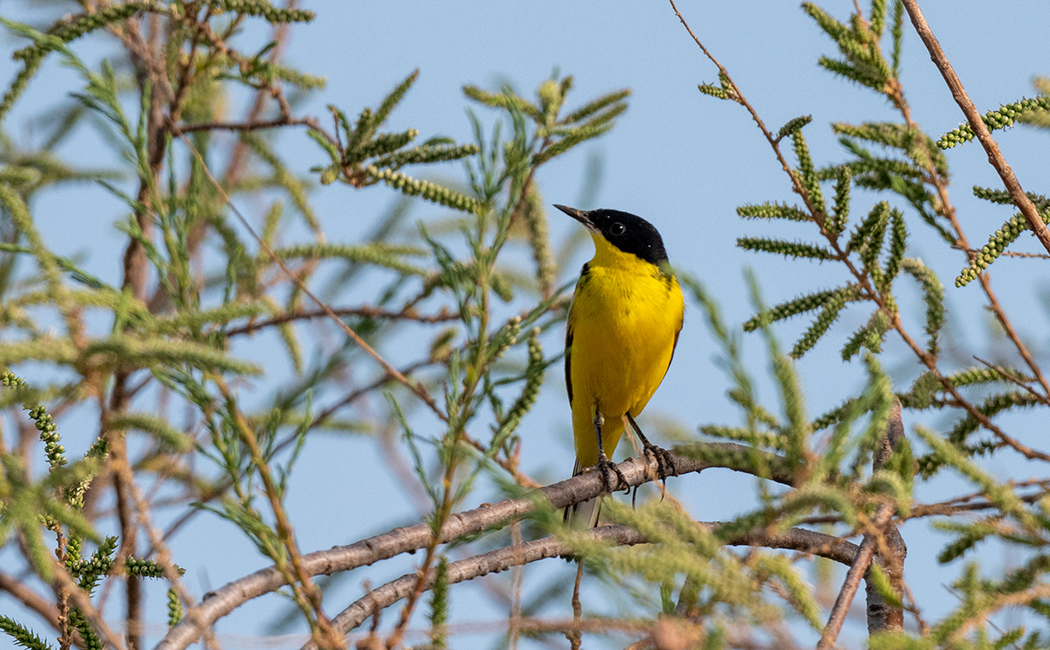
(610, 223), (626, 236)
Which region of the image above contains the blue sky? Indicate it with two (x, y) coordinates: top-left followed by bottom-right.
(3, 1), (1050, 648)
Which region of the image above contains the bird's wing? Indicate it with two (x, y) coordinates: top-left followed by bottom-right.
(660, 313), (683, 384)
(565, 264), (589, 407)
(564, 310), (574, 406)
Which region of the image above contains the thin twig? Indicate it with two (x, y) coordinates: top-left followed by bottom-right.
(148, 358), (444, 553)
(794, 480), (1050, 526)
(886, 4), (1050, 402)
(171, 116), (315, 134)
(900, 0), (1050, 255)
(972, 355), (1047, 404)
(568, 563), (583, 650)
(226, 305), (458, 337)
(900, 579), (930, 635)
(113, 441), (220, 650)
(667, 0), (824, 229)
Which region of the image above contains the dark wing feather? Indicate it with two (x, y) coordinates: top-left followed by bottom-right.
(565, 263), (589, 407)
(564, 315), (574, 406)
(660, 314), (683, 384)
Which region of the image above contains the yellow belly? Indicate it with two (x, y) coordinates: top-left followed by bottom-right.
(568, 263), (683, 468)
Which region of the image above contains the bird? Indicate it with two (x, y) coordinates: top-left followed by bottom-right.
(555, 204), (684, 527)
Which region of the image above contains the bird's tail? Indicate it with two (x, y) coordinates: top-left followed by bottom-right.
(563, 458), (602, 528)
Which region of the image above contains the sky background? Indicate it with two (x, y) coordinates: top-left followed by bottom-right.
(3, 1), (1050, 648)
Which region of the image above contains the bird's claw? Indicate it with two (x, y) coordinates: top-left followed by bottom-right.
(642, 443), (676, 482)
(596, 453), (628, 493)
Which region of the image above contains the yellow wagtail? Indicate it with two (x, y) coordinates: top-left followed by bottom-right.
(555, 205), (684, 527)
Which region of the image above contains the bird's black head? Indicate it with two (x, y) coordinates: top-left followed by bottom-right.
(554, 204), (668, 265)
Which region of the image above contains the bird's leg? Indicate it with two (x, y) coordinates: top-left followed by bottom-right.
(593, 410), (626, 492)
(626, 412), (676, 481)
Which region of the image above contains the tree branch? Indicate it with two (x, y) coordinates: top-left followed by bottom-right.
(302, 522), (860, 649)
(900, 0), (1050, 255)
(154, 444), (792, 650)
(823, 398), (906, 645)
(817, 504), (894, 649)
(226, 305), (459, 337)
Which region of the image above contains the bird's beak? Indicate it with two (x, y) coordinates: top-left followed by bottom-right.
(553, 204), (594, 230)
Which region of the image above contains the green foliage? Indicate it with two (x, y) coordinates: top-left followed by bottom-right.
(307, 70), (481, 209)
(901, 258), (944, 355)
(725, 6), (1050, 645)
(790, 288), (848, 359)
(0, 5), (153, 124)
(920, 426), (1042, 532)
(778, 114), (814, 140)
(465, 77), (630, 167)
(490, 328), (546, 452)
(955, 209), (1050, 287)
(66, 608), (100, 650)
(736, 237), (833, 261)
(791, 128), (826, 215)
(737, 202), (812, 222)
(0, 616), (54, 650)
(840, 309), (890, 360)
(834, 122), (947, 177)
(9, 4), (148, 61)
(107, 413), (193, 452)
(938, 96), (1050, 149)
(743, 286), (853, 332)
(522, 184), (556, 296)
(367, 166), (479, 212)
(936, 90), (1050, 281)
(3, 3), (576, 644)
(698, 72), (737, 101)
(829, 167), (852, 234)
(847, 201), (889, 260)
(883, 209), (907, 286)
(168, 588), (184, 628)
(804, 2), (894, 92)
(212, 0), (316, 23)
(273, 242), (427, 275)
(946, 391), (1042, 447)
(2, 373), (64, 470)
(428, 556), (450, 649)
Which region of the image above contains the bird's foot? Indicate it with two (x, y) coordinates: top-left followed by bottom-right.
(596, 452), (628, 493)
(625, 413), (676, 483)
(641, 441), (677, 482)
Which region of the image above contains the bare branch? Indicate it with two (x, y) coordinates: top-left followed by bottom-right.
(170, 116), (315, 134)
(818, 504), (893, 649)
(226, 305), (459, 337)
(155, 444), (791, 650)
(304, 523), (860, 648)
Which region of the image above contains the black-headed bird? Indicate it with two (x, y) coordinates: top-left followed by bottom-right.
(556, 204), (685, 527)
